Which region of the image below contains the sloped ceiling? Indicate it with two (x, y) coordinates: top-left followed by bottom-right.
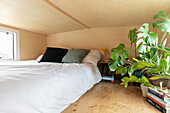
(0, 0), (170, 34)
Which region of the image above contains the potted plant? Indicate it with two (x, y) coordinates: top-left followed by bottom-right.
(109, 11), (170, 97)
(128, 28), (144, 86)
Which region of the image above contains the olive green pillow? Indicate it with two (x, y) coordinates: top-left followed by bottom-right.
(62, 49), (90, 63)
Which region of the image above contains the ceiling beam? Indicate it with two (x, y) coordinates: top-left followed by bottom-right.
(43, 0), (90, 29)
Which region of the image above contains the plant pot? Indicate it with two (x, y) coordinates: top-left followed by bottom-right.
(140, 83), (148, 97)
(150, 73), (169, 87)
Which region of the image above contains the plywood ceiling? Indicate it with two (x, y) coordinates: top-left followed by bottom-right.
(0, 0), (170, 34)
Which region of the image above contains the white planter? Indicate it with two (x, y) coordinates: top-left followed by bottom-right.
(140, 83), (148, 97)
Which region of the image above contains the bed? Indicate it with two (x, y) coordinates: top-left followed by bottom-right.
(0, 60), (101, 113)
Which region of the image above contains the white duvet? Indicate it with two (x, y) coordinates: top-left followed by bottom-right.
(0, 61), (101, 113)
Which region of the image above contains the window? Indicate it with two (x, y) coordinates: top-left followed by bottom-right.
(0, 31), (15, 59)
(0, 27), (20, 60)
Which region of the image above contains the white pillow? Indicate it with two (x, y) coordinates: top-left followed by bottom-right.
(36, 55), (43, 62)
(82, 50), (102, 66)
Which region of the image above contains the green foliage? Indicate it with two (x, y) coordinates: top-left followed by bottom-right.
(137, 23), (159, 54)
(128, 28), (138, 57)
(152, 11), (170, 34)
(134, 11), (170, 77)
(109, 11), (170, 94)
(124, 61), (156, 77)
(154, 86), (163, 92)
(116, 66), (127, 76)
(132, 58), (139, 62)
(128, 28), (138, 47)
(109, 44), (129, 72)
(150, 76), (167, 80)
(109, 60), (118, 71)
(137, 23), (149, 38)
(121, 75), (153, 88)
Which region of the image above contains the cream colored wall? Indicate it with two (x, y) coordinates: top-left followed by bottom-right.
(47, 26), (140, 59)
(20, 30), (47, 60)
(0, 24), (47, 60)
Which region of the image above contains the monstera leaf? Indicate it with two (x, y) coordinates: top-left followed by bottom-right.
(137, 23), (149, 39)
(136, 23), (150, 53)
(152, 11), (170, 33)
(148, 32), (158, 46)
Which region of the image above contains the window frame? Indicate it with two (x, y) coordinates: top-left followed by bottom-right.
(0, 26), (20, 60)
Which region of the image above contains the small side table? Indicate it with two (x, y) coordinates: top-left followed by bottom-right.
(97, 61), (114, 83)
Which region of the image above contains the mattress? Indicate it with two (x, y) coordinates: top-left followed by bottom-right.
(0, 61), (101, 113)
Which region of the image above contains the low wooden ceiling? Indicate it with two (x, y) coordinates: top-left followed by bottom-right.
(0, 0), (170, 34)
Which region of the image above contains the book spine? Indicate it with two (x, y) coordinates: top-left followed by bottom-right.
(148, 88), (164, 100)
(147, 95), (166, 108)
(148, 93), (170, 109)
(148, 88), (170, 103)
(147, 98), (166, 113)
(102, 76), (114, 81)
(148, 92), (167, 105)
(164, 99), (170, 102)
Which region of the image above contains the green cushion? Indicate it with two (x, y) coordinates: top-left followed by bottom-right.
(62, 49), (90, 63)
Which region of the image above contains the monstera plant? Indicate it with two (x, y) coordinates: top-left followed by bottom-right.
(109, 11), (170, 96)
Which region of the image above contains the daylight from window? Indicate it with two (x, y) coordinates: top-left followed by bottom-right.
(0, 31), (14, 59)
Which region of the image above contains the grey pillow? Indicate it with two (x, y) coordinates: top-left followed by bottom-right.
(62, 49), (90, 63)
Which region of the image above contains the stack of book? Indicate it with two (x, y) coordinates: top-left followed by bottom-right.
(147, 87), (170, 113)
(102, 75), (114, 83)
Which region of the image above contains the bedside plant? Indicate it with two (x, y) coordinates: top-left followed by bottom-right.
(109, 11), (170, 96)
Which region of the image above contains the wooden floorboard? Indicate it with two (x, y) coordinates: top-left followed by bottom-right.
(62, 81), (160, 113)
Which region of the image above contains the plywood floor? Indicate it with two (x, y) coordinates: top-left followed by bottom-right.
(62, 81), (160, 113)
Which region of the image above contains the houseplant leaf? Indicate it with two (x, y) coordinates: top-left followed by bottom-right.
(121, 67), (127, 75)
(146, 68), (161, 74)
(150, 76), (167, 80)
(109, 61), (118, 71)
(162, 38), (167, 47)
(132, 58), (139, 62)
(116, 44), (125, 50)
(128, 75), (139, 82)
(116, 66), (124, 74)
(154, 86), (163, 92)
(110, 51), (119, 60)
(137, 23), (149, 38)
(143, 82), (153, 87)
(136, 38), (143, 47)
(137, 44), (146, 53)
(132, 62), (155, 70)
(128, 28), (138, 47)
(121, 50), (129, 60)
(153, 11), (168, 20)
(152, 11), (170, 33)
(148, 32), (158, 45)
(140, 76), (149, 82)
(128, 66), (134, 76)
(159, 58), (167, 70)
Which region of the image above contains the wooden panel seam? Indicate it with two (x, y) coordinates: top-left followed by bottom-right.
(43, 0), (90, 29)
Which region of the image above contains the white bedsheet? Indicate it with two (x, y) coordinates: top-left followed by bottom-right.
(0, 61), (101, 113)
